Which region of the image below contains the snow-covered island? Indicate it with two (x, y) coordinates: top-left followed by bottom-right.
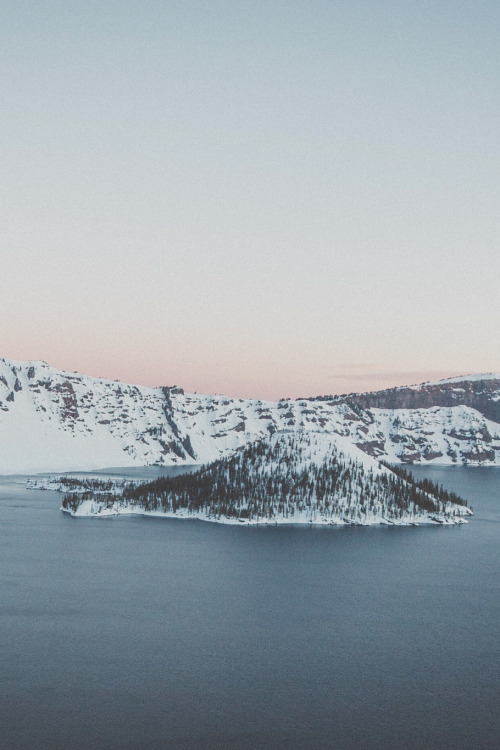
(58, 431), (472, 526)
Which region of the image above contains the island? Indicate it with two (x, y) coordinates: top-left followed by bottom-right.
(50, 431), (471, 526)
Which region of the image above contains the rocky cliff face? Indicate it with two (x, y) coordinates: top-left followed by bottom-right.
(312, 376), (500, 424)
(0, 359), (499, 472)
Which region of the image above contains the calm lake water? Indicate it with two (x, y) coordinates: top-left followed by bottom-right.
(0, 465), (498, 749)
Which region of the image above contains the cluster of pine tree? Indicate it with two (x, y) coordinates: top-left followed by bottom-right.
(55, 476), (124, 492)
(380, 462), (468, 507)
(62, 433), (468, 522)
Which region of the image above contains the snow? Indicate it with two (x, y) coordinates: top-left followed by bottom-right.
(410, 373), (500, 388)
(0, 358), (499, 473)
(61, 503), (469, 526)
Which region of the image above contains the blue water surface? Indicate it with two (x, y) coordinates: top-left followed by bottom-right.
(0, 465), (498, 749)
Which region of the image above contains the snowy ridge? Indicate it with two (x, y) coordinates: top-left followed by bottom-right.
(412, 373), (500, 387)
(1, 358), (500, 473)
(60, 431), (472, 526)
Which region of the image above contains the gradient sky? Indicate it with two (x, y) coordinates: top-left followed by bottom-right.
(2, 1), (499, 399)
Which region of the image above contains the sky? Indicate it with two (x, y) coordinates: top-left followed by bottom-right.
(1, 0), (499, 399)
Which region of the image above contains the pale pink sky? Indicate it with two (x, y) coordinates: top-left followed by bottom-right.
(2, 2), (499, 400)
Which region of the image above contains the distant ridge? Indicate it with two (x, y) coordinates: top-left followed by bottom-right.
(0, 358), (499, 472)
(414, 373), (500, 386)
(305, 372), (500, 401)
(307, 373), (500, 425)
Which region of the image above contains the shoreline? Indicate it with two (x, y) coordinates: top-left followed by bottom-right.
(60, 504), (470, 526)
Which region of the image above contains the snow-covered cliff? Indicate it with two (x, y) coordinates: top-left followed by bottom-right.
(1, 358), (499, 472)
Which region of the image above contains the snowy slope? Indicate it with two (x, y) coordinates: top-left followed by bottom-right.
(1, 358), (499, 472)
(411, 373), (500, 387)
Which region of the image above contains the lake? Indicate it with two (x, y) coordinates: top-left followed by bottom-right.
(0, 465), (498, 749)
